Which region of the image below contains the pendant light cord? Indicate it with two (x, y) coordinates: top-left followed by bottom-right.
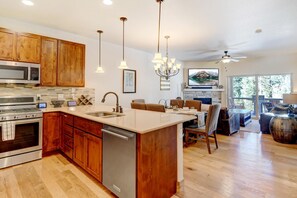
(120, 17), (127, 61)
(99, 32), (101, 66)
(157, 0), (162, 53)
(97, 30), (103, 67)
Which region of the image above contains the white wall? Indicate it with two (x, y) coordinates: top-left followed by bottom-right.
(0, 16), (183, 108)
(184, 53), (297, 107)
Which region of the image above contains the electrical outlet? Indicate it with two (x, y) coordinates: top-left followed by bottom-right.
(36, 94), (41, 100)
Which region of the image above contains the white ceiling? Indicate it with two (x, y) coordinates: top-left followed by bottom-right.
(0, 0), (297, 62)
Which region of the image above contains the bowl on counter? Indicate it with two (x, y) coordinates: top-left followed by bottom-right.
(51, 100), (65, 108)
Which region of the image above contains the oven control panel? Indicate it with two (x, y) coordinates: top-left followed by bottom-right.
(0, 112), (42, 121)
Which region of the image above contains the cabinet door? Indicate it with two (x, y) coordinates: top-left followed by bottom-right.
(40, 37), (57, 86)
(16, 32), (41, 63)
(73, 128), (85, 168)
(85, 133), (102, 182)
(0, 28), (16, 61)
(43, 112), (60, 154)
(57, 40), (85, 87)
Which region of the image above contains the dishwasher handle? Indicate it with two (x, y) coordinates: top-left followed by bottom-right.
(102, 129), (134, 140)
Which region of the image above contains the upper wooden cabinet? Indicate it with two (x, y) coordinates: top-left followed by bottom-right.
(0, 28), (16, 61)
(0, 28), (41, 63)
(57, 40), (85, 87)
(16, 32), (41, 63)
(40, 37), (57, 86)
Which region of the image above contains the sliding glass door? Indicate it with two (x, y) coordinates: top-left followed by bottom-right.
(229, 74), (291, 118)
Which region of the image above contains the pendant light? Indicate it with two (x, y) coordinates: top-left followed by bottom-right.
(95, 30), (104, 73)
(119, 17), (129, 69)
(152, 0), (164, 65)
(152, 0), (181, 79)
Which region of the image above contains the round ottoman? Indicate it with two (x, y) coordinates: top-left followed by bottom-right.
(269, 115), (297, 144)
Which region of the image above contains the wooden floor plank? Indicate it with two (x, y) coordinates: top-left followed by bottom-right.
(1, 124), (297, 198)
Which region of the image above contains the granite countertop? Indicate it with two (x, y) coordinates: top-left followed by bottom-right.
(42, 105), (196, 134)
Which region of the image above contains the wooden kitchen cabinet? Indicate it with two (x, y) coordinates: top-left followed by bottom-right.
(73, 116), (102, 182)
(16, 32), (41, 63)
(0, 28), (41, 63)
(40, 37), (57, 86)
(0, 28), (16, 61)
(60, 113), (74, 159)
(43, 112), (60, 154)
(57, 40), (85, 87)
(73, 128), (85, 167)
(85, 133), (102, 180)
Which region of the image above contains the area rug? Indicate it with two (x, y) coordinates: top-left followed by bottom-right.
(239, 120), (261, 133)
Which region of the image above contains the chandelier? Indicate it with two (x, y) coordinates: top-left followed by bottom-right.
(152, 0), (181, 80)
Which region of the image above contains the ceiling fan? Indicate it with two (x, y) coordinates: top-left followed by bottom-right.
(215, 51), (247, 64)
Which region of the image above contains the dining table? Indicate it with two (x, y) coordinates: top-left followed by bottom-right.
(165, 108), (206, 127)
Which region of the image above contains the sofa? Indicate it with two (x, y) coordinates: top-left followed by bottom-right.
(217, 107), (240, 136)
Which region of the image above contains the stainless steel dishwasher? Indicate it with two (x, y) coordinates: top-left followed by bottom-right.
(102, 125), (136, 198)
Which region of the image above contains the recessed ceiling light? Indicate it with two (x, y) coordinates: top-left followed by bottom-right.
(103, 0), (113, 5)
(22, 0), (34, 6)
(255, 28), (262, 33)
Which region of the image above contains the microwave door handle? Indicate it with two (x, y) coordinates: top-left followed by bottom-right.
(28, 66), (31, 82)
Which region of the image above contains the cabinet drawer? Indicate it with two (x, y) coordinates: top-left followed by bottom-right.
(64, 134), (73, 148)
(63, 145), (73, 159)
(63, 123), (73, 137)
(74, 117), (102, 138)
(62, 113), (74, 126)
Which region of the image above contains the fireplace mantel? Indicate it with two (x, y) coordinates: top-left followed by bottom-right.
(183, 88), (224, 104)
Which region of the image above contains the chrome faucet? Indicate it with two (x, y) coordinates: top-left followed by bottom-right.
(101, 92), (123, 113)
(158, 99), (167, 108)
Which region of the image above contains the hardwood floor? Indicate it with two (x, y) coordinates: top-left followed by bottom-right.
(1, 132), (297, 198)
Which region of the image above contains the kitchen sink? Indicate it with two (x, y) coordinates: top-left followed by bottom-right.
(86, 111), (125, 118)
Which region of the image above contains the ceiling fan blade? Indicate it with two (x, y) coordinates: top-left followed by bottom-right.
(232, 56), (247, 59)
(230, 59), (239, 62)
(215, 60), (221, 64)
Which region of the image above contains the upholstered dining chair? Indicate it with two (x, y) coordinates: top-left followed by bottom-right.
(184, 104), (221, 154)
(145, 104), (166, 112)
(131, 102), (146, 110)
(170, 99), (184, 108)
(184, 100), (202, 111)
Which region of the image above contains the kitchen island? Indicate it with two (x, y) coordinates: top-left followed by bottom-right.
(42, 105), (195, 198)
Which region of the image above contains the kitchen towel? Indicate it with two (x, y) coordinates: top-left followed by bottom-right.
(1, 121), (15, 141)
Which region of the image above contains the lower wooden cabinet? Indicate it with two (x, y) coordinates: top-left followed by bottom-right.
(85, 133), (102, 180)
(43, 112), (60, 154)
(60, 113), (74, 159)
(73, 119), (102, 182)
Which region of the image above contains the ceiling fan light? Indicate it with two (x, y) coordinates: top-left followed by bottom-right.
(22, 0), (34, 6)
(102, 0), (113, 5)
(119, 60), (128, 69)
(95, 66), (104, 73)
(222, 58), (231, 63)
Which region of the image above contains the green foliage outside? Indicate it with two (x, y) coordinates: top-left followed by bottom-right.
(231, 75), (291, 112)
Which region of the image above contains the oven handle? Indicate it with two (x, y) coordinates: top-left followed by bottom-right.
(13, 118), (42, 125)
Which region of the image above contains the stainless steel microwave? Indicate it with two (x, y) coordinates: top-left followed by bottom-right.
(0, 61), (40, 84)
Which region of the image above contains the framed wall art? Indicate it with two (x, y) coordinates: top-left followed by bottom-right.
(123, 69), (136, 93)
(160, 76), (170, 90)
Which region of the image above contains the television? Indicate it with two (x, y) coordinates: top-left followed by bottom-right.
(188, 68), (219, 86)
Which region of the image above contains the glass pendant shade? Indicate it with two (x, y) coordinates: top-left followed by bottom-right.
(119, 60), (128, 69)
(222, 58), (231, 63)
(96, 65), (104, 73)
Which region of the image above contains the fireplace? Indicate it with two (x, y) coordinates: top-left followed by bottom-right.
(194, 98), (212, 104)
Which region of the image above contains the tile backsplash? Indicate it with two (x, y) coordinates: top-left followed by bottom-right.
(0, 85), (95, 108)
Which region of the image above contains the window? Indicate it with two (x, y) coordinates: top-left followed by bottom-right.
(229, 74), (291, 117)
